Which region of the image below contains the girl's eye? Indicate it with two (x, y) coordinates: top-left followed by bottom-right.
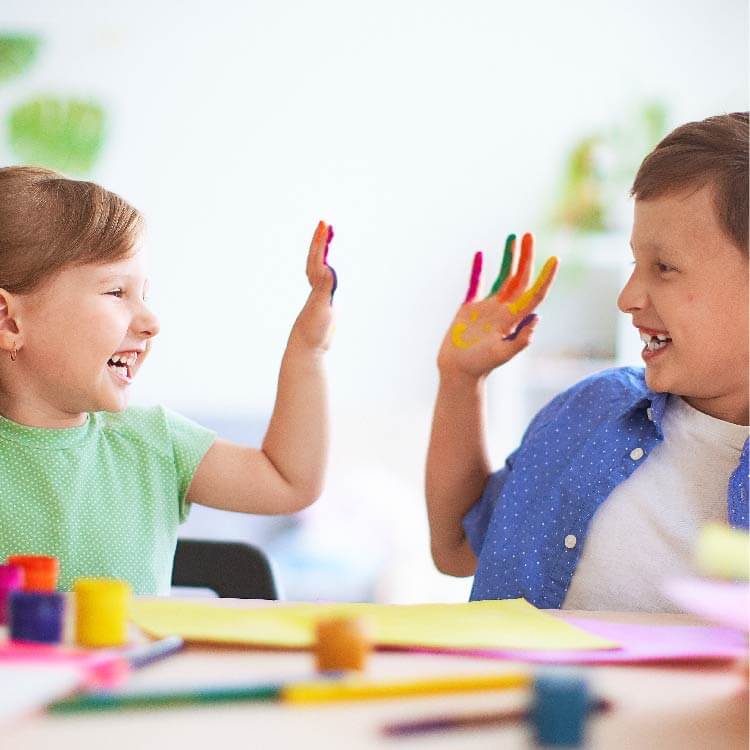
(656, 261), (676, 274)
(107, 289), (124, 298)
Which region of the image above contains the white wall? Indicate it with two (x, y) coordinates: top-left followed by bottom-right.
(0, 1), (747, 600)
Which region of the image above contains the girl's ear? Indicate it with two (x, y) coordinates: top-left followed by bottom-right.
(0, 289), (22, 354)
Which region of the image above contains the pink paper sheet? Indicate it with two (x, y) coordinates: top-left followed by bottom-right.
(493, 616), (748, 663)
(664, 578), (749, 631)
(389, 616), (747, 664)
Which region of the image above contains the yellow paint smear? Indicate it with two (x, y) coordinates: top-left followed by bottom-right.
(506, 256), (558, 315)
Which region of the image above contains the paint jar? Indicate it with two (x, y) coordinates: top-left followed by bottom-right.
(9, 591), (65, 643)
(74, 578), (131, 647)
(531, 672), (590, 746)
(0, 564), (24, 624)
(315, 616), (371, 672)
(7, 555), (59, 592)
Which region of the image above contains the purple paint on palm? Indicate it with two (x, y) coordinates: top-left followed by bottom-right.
(325, 225), (337, 303)
(503, 313), (537, 341)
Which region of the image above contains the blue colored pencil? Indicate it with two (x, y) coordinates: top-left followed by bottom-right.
(122, 635), (184, 669)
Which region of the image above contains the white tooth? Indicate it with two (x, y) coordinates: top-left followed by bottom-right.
(640, 333), (651, 345)
(656, 334), (669, 341)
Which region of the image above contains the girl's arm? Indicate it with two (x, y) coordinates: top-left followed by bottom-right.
(186, 221), (335, 514)
(426, 234), (558, 575)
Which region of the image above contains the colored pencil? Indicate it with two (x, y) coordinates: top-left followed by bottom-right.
(283, 671), (530, 704)
(382, 697), (612, 736)
(48, 683), (282, 713)
(48, 671), (529, 714)
(122, 635), (184, 669)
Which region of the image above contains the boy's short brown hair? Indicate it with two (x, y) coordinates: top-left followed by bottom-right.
(0, 166), (143, 294)
(631, 112), (748, 253)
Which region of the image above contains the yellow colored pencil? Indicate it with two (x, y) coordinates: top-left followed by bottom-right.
(282, 671), (530, 704)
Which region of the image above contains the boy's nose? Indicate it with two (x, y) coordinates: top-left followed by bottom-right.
(617, 270), (647, 314)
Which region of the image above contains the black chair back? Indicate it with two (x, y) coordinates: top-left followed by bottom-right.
(171, 539), (278, 599)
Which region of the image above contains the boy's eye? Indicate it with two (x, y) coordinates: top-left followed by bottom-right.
(656, 261), (676, 274)
(107, 289), (124, 298)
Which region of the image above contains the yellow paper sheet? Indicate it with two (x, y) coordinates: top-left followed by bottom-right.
(130, 598), (618, 652)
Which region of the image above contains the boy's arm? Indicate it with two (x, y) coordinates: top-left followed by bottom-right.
(426, 372), (489, 576)
(425, 233), (558, 576)
(186, 221), (335, 513)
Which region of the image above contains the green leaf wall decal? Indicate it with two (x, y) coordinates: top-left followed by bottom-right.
(0, 34), (41, 84)
(7, 97), (106, 174)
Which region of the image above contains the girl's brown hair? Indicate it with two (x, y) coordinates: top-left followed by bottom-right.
(0, 166), (144, 294)
(631, 112), (749, 253)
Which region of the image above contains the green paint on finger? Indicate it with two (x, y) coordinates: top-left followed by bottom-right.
(488, 234), (515, 297)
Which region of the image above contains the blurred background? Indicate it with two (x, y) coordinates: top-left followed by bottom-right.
(0, 0), (746, 603)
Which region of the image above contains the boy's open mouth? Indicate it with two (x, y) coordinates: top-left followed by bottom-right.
(106, 351), (138, 381)
(639, 331), (672, 353)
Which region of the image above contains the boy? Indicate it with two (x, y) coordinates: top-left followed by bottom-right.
(426, 112), (748, 611)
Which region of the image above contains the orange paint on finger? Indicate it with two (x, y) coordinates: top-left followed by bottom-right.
(310, 221), (327, 253)
(506, 256), (558, 315)
(497, 233), (534, 303)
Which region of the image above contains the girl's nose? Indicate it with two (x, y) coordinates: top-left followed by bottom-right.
(136, 303), (160, 339)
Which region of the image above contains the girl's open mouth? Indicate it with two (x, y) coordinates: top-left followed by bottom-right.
(106, 352), (138, 384)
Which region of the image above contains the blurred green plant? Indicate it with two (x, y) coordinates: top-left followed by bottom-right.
(0, 32), (107, 175)
(550, 102), (668, 234)
(552, 135), (607, 232)
(8, 97), (106, 174)
(0, 34), (40, 84)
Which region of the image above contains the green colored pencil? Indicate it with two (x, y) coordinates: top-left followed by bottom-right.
(49, 683), (282, 713)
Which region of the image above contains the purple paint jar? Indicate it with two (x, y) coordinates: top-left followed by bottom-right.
(8, 591), (65, 644)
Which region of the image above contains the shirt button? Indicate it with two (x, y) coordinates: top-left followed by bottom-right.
(646, 407), (653, 421)
(564, 534), (577, 549)
(630, 447), (645, 461)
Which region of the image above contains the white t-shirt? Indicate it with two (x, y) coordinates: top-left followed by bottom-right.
(563, 395), (748, 612)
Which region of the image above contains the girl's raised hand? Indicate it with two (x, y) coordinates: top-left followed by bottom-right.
(437, 232), (558, 380)
(290, 220), (337, 352)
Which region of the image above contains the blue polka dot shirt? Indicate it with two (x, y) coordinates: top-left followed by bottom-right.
(463, 367), (749, 607)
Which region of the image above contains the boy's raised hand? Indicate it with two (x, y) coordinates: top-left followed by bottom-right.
(290, 220), (337, 352)
(437, 233), (558, 380)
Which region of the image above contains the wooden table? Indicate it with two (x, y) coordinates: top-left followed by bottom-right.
(4, 605), (748, 749)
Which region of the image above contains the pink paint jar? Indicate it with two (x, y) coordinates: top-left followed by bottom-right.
(0, 565), (25, 625)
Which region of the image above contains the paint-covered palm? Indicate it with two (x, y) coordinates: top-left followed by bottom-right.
(290, 220), (337, 351)
(437, 233), (558, 380)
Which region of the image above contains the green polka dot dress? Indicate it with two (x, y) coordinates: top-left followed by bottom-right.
(0, 407), (215, 594)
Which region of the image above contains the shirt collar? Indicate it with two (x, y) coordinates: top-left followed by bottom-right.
(617, 379), (668, 438)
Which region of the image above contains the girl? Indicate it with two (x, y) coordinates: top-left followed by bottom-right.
(0, 166), (336, 594)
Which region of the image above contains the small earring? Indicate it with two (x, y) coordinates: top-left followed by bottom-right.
(9, 346), (17, 362)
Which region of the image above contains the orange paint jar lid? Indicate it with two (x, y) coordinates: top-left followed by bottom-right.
(6, 555), (59, 592)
